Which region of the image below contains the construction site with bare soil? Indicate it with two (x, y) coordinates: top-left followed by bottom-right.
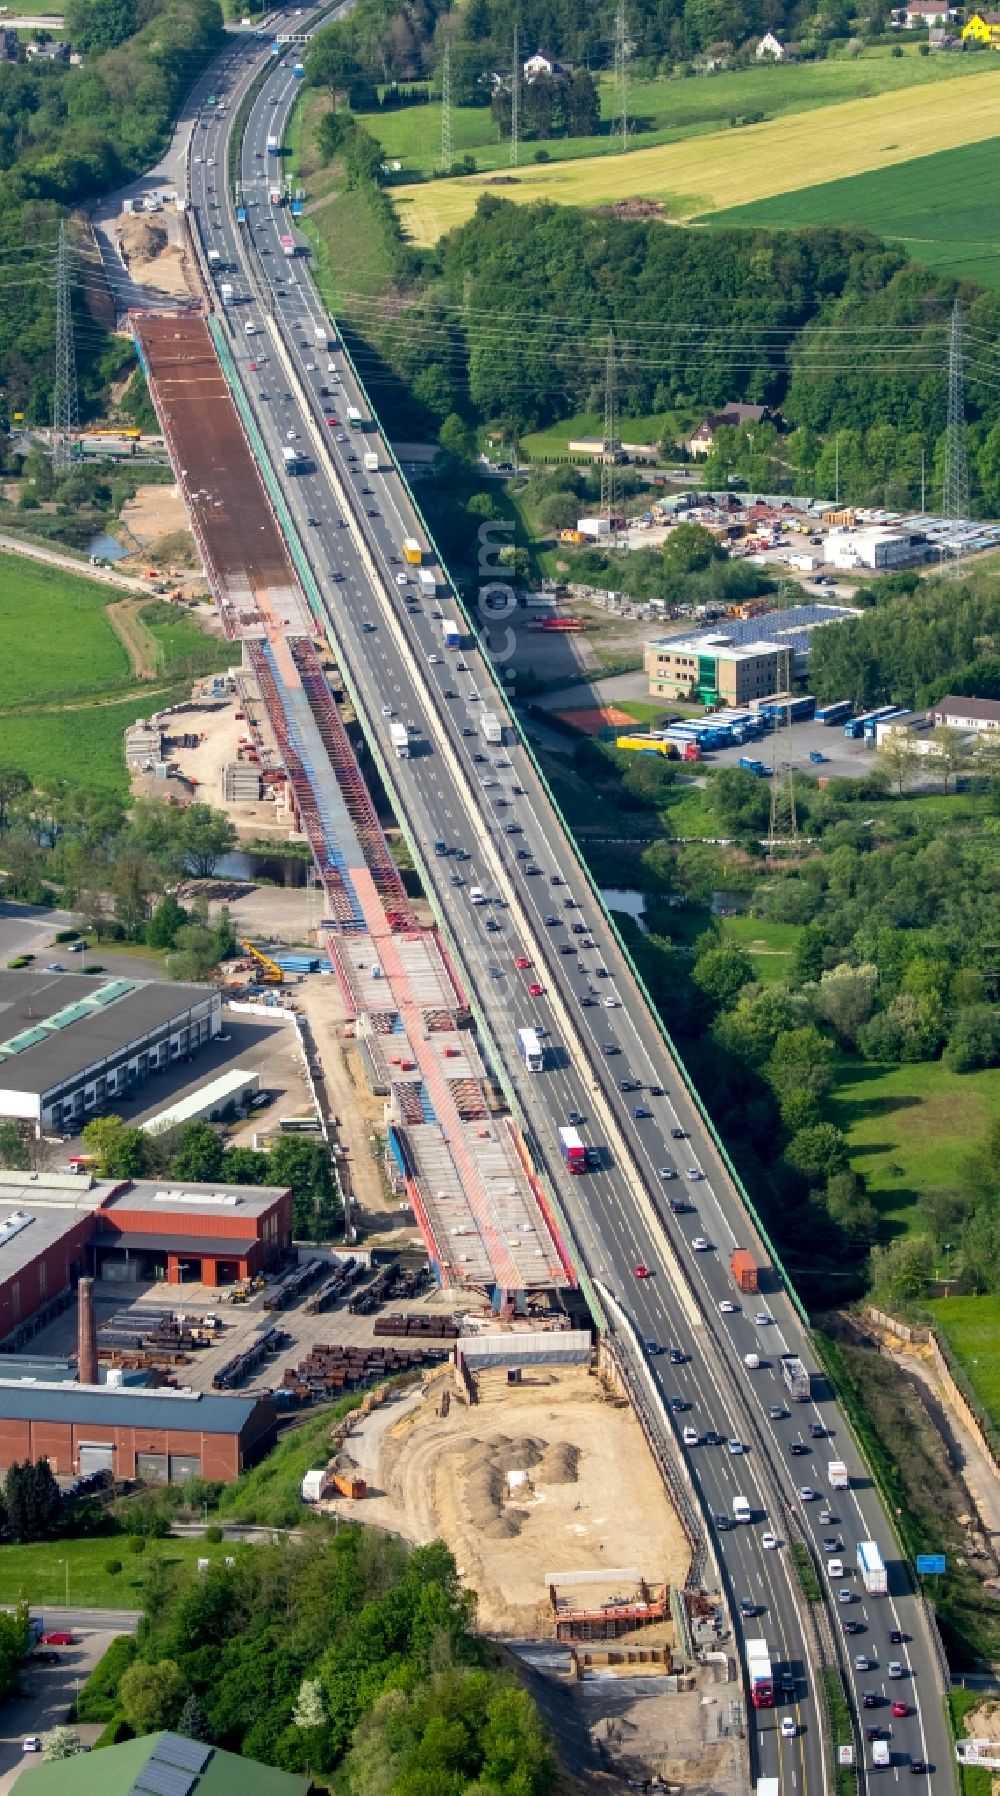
(316, 1362), (743, 1794)
(338, 1364), (690, 1636)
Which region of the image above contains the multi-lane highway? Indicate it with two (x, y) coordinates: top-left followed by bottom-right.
(141, 26), (956, 1793)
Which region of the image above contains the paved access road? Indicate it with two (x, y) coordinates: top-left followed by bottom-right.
(0, 1610), (139, 1796)
(169, 32), (956, 1796)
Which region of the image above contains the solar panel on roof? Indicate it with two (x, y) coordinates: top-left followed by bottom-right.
(155, 1736), (212, 1774)
(133, 1762), (196, 1796)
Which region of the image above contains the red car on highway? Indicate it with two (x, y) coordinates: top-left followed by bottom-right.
(514, 956), (531, 970)
(527, 982), (544, 997)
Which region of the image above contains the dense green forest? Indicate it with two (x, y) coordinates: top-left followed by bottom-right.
(808, 575), (1000, 707)
(297, 170), (1000, 509)
(306, 0), (892, 96)
(77, 1534), (555, 1796)
(0, 0), (224, 421)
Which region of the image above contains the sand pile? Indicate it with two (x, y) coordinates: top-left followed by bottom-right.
(461, 1434), (579, 1539)
(538, 1441), (580, 1483)
(119, 216), (169, 261)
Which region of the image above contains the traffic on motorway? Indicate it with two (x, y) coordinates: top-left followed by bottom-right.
(174, 28), (954, 1794)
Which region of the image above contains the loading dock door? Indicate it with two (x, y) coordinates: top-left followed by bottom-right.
(168, 1454), (201, 1484)
(79, 1443), (114, 1476)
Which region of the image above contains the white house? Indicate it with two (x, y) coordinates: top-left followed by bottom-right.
(931, 695), (1000, 734)
(522, 51), (567, 79)
(891, 1), (957, 23)
(755, 30), (799, 56)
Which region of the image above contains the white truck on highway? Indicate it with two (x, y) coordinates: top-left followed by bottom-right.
(364, 451), (379, 472)
(517, 1027), (543, 1071)
(827, 1460), (849, 1489)
(857, 1540), (887, 1595)
(220, 282), (234, 306)
(482, 712), (503, 746)
(780, 1352), (811, 1402)
(266, 133), (280, 154)
(390, 721), (409, 759)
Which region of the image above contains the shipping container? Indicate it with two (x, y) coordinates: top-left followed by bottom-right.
(730, 1248), (759, 1293)
(815, 699), (852, 726)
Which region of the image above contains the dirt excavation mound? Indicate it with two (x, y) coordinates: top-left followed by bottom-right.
(119, 216), (169, 261)
(116, 210), (198, 299)
(539, 1440), (580, 1483)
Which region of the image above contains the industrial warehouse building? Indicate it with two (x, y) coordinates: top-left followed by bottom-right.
(0, 1172), (113, 1344)
(0, 1171), (292, 1348)
(0, 971), (221, 1135)
(645, 603), (857, 703)
(91, 1178), (293, 1287)
(0, 1381), (277, 1481)
(646, 633), (792, 707)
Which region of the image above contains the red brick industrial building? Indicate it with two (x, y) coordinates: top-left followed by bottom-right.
(0, 1383), (277, 1481)
(0, 1173), (294, 1350)
(91, 1180), (294, 1288)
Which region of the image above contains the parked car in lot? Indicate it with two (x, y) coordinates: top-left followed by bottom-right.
(41, 1631), (74, 1646)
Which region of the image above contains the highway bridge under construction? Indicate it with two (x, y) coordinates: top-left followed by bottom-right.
(131, 310), (573, 1306)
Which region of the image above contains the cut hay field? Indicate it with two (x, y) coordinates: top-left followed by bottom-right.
(391, 71), (1000, 245)
(705, 137), (1000, 285)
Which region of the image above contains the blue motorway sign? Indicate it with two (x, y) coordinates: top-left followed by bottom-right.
(916, 1553), (946, 1575)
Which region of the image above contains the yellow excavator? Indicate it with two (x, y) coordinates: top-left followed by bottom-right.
(241, 939), (284, 985)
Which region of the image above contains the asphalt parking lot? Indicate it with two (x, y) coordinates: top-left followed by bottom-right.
(57, 1012), (310, 1155)
(0, 1612), (139, 1795)
(706, 715), (877, 783)
(0, 905), (79, 971)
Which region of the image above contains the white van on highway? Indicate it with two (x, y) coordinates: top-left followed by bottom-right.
(469, 887), (486, 906)
(733, 1496), (751, 1523)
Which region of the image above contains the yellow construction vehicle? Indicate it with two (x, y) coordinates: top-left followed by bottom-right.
(241, 939), (284, 984)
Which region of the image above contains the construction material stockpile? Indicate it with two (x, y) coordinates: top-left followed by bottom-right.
(303, 1257), (370, 1315)
(282, 1339), (448, 1402)
(261, 1258), (327, 1311)
(212, 1324), (291, 1390)
(348, 1263), (433, 1316)
(373, 1313), (460, 1340)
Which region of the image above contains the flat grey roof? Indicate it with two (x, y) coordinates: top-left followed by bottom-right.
(92, 1231), (257, 1256)
(0, 1380), (268, 1434)
(104, 1179), (287, 1221)
(0, 1173), (115, 1280)
(0, 973), (216, 1097)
